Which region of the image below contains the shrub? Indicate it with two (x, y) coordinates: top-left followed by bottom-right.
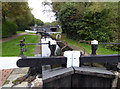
(2, 20), (17, 38)
(77, 9), (114, 42)
(57, 3), (118, 51)
(17, 25), (32, 31)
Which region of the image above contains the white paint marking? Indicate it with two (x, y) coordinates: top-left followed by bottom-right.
(56, 34), (61, 39)
(72, 51), (81, 67)
(41, 38), (51, 57)
(64, 51), (73, 68)
(91, 40), (98, 45)
(64, 51), (81, 68)
(25, 30), (37, 33)
(25, 30), (61, 34)
(0, 57), (21, 69)
(41, 38), (57, 57)
(47, 32), (61, 34)
(50, 40), (56, 45)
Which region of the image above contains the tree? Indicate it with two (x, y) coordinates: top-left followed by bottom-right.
(44, 21), (59, 26)
(55, 2), (86, 35)
(2, 2), (34, 30)
(51, 2), (119, 50)
(2, 2), (30, 21)
(35, 19), (44, 26)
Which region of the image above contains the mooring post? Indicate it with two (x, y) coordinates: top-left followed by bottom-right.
(91, 40), (98, 55)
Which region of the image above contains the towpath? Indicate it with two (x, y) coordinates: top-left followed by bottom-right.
(0, 32), (28, 44)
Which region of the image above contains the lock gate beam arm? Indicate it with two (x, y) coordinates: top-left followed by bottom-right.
(17, 57), (67, 67)
(80, 54), (120, 64)
(17, 54), (120, 68)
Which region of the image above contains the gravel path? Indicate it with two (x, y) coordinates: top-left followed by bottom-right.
(0, 32), (28, 43)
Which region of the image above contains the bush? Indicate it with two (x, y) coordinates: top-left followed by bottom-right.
(57, 3), (119, 51)
(59, 5), (114, 42)
(17, 25), (32, 31)
(2, 20), (17, 38)
(77, 9), (114, 42)
(58, 3), (82, 40)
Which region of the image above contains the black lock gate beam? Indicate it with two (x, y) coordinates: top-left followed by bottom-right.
(81, 54), (120, 64)
(17, 57), (67, 67)
(17, 54), (120, 70)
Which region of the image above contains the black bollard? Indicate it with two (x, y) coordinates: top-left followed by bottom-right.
(91, 40), (98, 55)
(49, 45), (56, 56)
(48, 41), (56, 69)
(48, 41), (56, 56)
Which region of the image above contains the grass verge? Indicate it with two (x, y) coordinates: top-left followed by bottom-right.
(61, 34), (118, 55)
(1, 35), (39, 57)
(16, 31), (25, 34)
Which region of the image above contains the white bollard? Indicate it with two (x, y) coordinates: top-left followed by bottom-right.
(50, 40), (57, 45)
(41, 38), (51, 57)
(56, 34), (61, 39)
(41, 38), (57, 57)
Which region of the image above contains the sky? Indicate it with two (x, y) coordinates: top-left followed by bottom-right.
(28, 0), (56, 23)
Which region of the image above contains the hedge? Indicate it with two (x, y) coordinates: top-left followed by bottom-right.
(2, 20), (17, 38)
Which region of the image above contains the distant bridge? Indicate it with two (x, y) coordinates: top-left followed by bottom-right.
(32, 25), (60, 32)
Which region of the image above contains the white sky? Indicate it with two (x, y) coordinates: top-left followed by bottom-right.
(28, 0), (56, 23)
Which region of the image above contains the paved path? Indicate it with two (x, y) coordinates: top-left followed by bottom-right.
(0, 32), (28, 43)
(2, 68), (29, 87)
